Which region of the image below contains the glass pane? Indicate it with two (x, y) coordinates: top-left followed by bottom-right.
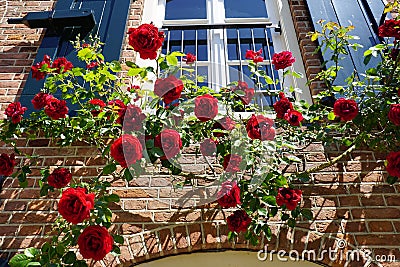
(165, 0), (206, 20)
(224, 0), (267, 18)
(162, 29), (208, 61)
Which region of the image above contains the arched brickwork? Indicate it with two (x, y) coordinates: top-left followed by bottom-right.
(1, 1), (400, 267)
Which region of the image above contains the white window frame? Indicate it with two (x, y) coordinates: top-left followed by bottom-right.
(140, 0), (312, 104)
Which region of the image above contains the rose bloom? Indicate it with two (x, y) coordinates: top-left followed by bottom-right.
(108, 99), (127, 124)
(284, 109), (304, 126)
(51, 57), (73, 73)
(155, 129), (182, 159)
(32, 92), (52, 110)
(273, 92), (293, 119)
(333, 98), (358, 121)
(154, 76), (184, 104)
(78, 225), (114, 261)
(58, 187), (95, 224)
(88, 98), (106, 117)
(110, 134), (143, 168)
(227, 210), (252, 233)
(4, 102), (27, 124)
(44, 98), (69, 120)
(47, 168), (72, 189)
(232, 81), (255, 105)
(379, 19), (400, 39)
(217, 180), (241, 208)
(128, 23), (164, 60)
(276, 187), (302, 211)
(122, 104), (146, 132)
(86, 61), (99, 69)
(272, 51), (296, 70)
(184, 53), (196, 64)
(0, 153), (16, 176)
(245, 48), (263, 63)
(388, 104), (400, 126)
(31, 55), (51, 80)
(386, 151), (400, 178)
(213, 117), (236, 137)
(194, 94), (219, 122)
(200, 138), (217, 157)
(246, 114), (276, 141)
(223, 154), (242, 173)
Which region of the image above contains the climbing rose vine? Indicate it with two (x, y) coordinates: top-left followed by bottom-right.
(1, 14), (400, 266)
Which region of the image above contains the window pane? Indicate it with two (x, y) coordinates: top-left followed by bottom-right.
(165, 0), (206, 20)
(224, 0), (267, 18)
(162, 29), (208, 61)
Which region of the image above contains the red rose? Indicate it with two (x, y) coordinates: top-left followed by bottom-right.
(246, 114), (275, 141)
(232, 81), (255, 105)
(184, 53), (196, 64)
(227, 210), (252, 233)
(78, 225), (113, 261)
(276, 187), (302, 210)
(108, 100), (127, 124)
(5, 102), (27, 124)
(0, 153), (17, 176)
(284, 109), (304, 126)
(273, 92), (293, 119)
(194, 94), (218, 122)
(154, 75), (183, 104)
(154, 129), (182, 159)
(32, 92), (52, 110)
(212, 117), (236, 137)
(31, 55), (51, 80)
(200, 138), (217, 157)
(333, 98), (358, 121)
(223, 154), (242, 173)
(379, 19), (400, 39)
(122, 104), (146, 132)
(386, 151), (400, 178)
(272, 51), (296, 70)
(86, 61), (99, 69)
(128, 23), (164, 60)
(388, 104), (400, 126)
(51, 57), (73, 73)
(245, 48), (263, 63)
(110, 134), (143, 168)
(44, 98), (68, 120)
(58, 187), (95, 224)
(88, 99), (106, 117)
(47, 168), (72, 189)
(217, 181), (241, 208)
(128, 85), (142, 102)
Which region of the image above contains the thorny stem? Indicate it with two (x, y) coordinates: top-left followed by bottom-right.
(297, 144), (356, 176)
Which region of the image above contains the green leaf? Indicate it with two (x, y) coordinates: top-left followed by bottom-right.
(105, 194), (120, 203)
(258, 208), (267, 216)
(262, 195), (277, 206)
(124, 168), (134, 182)
(109, 61), (122, 72)
(111, 245), (121, 256)
(127, 67), (143, 77)
(287, 218), (296, 228)
(113, 235), (124, 244)
(281, 213), (289, 221)
(9, 254), (32, 267)
(387, 176), (398, 185)
(328, 112), (336, 120)
(27, 262), (41, 267)
(264, 75), (274, 84)
(62, 251), (77, 264)
(301, 209), (313, 220)
(166, 54), (178, 66)
(103, 163), (117, 175)
(24, 248), (39, 258)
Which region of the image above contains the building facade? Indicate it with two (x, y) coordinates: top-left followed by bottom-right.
(0, 0), (399, 266)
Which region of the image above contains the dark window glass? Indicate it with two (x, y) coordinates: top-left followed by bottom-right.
(165, 0), (206, 20)
(162, 29), (208, 61)
(224, 0), (267, 18)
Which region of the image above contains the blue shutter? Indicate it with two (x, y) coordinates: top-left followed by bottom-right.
(306, 0), (385, 84)
(20, 0), (132, 112)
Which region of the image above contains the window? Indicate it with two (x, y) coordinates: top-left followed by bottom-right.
(140, 0), (311, 105)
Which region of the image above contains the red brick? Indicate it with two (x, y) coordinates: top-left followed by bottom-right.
(368, 221), (393, 232)
(351, 208), (400, 219)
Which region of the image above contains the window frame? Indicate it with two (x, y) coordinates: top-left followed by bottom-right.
(140, 0), (311, 104)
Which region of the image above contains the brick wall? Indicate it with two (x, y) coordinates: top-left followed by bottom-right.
(1, 1), (400, 267)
